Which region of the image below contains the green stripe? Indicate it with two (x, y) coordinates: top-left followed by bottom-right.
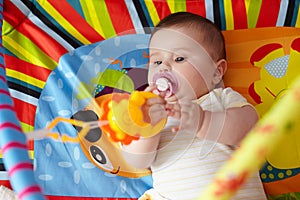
(173, 0), (186, 13)
(21, 122), (34, 133)
(3, 22), (57, 70)
(81, 1), (116, 38)
(247, 0), (262, 28)
(97, 69), (134, 93)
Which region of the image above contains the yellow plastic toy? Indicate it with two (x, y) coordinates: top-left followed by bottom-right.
(97, 91), (167, 144)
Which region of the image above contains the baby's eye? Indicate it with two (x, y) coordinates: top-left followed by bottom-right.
(154, 61), (162, 65)
(175, 57), (185, 62)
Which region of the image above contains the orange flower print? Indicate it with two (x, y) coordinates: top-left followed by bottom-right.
(214, 171), (248, 196)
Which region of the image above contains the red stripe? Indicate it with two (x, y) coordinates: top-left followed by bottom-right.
(12, 97), (36, 127)
(0, 104), (14, 111)
(4, 1), (67, 62)
(0, 180), (12, 189)
(186, 0), (206, 17)
(256, 0), (280, 27)
(18, 185), (42, 200)
(0, 62), (5, 69)
(231, 0), (248, 29)
(0, 89), (10, 96)
(8, 162), (33, 177)
(5, 55), (51, 82)
(105, 1), (136, 35)
(1, 142), (27, 154)
(27, 140), (34, 151)
(0, 122), (22, 132)
(0, 75), (6, 82)
(47, 0), (105, 43)
(153, 1), (171, 21)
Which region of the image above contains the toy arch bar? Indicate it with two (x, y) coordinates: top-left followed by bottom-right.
(0, 1), (45, 198)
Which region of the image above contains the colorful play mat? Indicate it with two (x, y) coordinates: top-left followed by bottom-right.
(1, 1), (300, 200)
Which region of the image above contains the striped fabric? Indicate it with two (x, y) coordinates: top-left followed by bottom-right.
(3, 0), (300, 136)
(1, 0), (300, 199)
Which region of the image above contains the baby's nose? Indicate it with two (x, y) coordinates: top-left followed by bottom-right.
(159, 63), (171, 72)
(159, 68), (169, 72)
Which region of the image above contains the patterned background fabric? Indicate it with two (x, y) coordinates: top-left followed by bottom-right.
(1, 0), (300, 199)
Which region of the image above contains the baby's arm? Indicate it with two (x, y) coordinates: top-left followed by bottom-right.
(122, 86), (167, 169)
(198, 105), (258, 146)
(166, 90), (258, 146)
(122, 134), (161, 169)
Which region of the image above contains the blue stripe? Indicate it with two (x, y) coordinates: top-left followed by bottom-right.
(205, 0), (214, 23)
(218, 0), (226, 30)
(277, 0), (289, 26)
(291, 0), (300, 26)
(139, 0), (154, 28)
(67, 0), (84, 19)
(0, 171), (9, 180)
(125, 0), (145, 34)
(6, 77), (43, 93)
(34, 2), (84, 46)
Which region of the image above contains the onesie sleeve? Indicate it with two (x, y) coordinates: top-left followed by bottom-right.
(221, 87), (253, 109)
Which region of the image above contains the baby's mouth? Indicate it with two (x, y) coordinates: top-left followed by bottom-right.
(153, 72), (179, 97)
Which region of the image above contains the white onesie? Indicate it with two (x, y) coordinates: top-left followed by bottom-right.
(139, 88), (266, 200)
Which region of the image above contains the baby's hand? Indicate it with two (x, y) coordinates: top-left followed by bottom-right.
(166, 100), (203, 133)
(141, 84), (167, 126)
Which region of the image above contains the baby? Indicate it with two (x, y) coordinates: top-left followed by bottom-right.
(123, 12), (266, 200)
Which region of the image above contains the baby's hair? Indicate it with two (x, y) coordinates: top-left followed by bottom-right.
(151, 12), (226, 61)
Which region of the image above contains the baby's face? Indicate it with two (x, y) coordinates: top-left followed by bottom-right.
(148, 27), (218, 101)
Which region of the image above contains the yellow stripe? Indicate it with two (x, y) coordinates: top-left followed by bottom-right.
(80, 0), (105, 37)
(167, 0), (176, 13)
(144, 0), (160, 26)
(28, 150), (34, 160)
(37, 0), (91, 44)
(245, 0), (250, 14)
(6, 69), (45, 89)
(168, 0), (186, 13)
(93, 1), (117, 38)
(3, 36), (57, 70)
(3, 21), (57, 70)
(0, 150), (34, 160)
(21, 122), (34, 133)
(224, 0), (234, 30)
(295, 4), (300, 28)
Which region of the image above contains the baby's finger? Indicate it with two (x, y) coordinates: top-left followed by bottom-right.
(146, 96), (166, 106)
(172, 126), (179, 133)
(144, 83), (156, 92)
(165, 102), (180, 111)
(149, 104), (167, 125)
(164, 95), (178, 103)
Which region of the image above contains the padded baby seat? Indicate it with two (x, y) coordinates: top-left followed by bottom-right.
(0, 1), (300, 199)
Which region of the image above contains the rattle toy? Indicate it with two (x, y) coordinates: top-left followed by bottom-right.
(99, 91), (167, 144)
(27, 91), (167, 146)
(24, 91), (166, 178)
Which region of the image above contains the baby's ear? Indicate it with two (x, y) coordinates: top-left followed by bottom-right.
(213, 59), (227, 85)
